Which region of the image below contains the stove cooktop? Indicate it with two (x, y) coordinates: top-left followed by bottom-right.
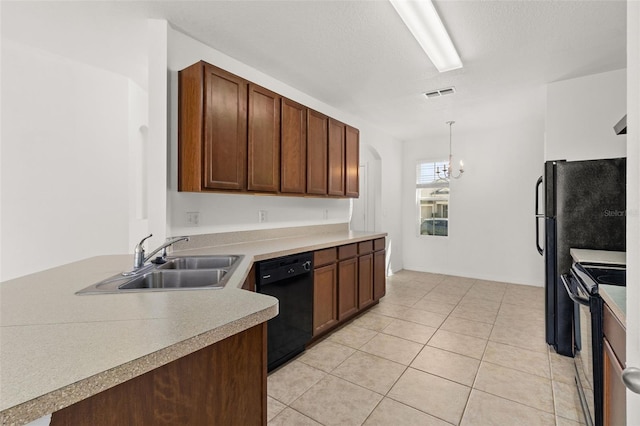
(581, 265), (626, 287)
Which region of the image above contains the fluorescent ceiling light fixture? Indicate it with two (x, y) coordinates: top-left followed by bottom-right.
(389, 0), (462, 72)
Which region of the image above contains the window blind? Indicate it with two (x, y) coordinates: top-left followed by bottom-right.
(416, 161), (448, 188)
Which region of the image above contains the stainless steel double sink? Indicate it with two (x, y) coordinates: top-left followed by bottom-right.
(76, 255), (242, 295)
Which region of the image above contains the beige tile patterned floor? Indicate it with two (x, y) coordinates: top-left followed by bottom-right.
(267, 270), (585, 426)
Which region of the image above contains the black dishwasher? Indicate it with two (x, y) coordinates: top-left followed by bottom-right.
(256, 252), (313, 372)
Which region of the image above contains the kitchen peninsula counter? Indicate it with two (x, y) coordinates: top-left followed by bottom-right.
(0, 224), (385, 425)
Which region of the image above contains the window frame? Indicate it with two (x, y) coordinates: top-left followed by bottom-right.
(415, 159), (450, 238)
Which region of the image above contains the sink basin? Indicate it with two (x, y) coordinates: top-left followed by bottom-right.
(76, 254), (243, 295)
(158, 255), (239, 270)
(119, 270), (226, 290)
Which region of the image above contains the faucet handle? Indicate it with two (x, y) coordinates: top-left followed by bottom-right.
(133, 234), (153, 269)
(136, 234), (153, 251)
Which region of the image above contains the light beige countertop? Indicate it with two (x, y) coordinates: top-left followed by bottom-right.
(570, 248), (626, 265)
(0, 225), (386, 425)
(600, 284), (626, 326)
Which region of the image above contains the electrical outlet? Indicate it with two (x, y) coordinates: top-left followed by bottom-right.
(186, 212), (200, 226)
(258, 210), (268, 223)
(323, 209), (329, 220)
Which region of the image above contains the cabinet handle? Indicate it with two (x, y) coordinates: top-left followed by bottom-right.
(622, 367), (640, 394)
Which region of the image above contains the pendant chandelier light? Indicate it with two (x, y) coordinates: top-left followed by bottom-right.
(436, 121), (464, 180)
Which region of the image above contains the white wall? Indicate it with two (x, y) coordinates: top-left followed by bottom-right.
(127, 81), (150, 249)
(0, 16), (403, 280)
(402, 118), (545, 286)
(546, 68), (626, 161)
(164, 26), (404, 271)
(145, 20), (169, 251)
(0, 40), (133, 280)
(626, 0), (640, 422)
(367, 132), (403, 273)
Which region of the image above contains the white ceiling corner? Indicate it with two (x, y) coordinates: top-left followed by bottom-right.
(1, 0), (627, 142)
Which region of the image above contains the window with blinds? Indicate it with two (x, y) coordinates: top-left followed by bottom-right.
(416, 160), (449, 236)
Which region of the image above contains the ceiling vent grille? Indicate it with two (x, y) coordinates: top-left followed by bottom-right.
(424, 87), (456, 99)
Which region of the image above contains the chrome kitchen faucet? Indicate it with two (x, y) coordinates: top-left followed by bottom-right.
(125, 234), (190, 275)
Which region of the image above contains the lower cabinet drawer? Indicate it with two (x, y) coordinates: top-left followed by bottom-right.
(358, 240), (373, 255)
(338, 244), (357, 260)
(314, 247), (337, 268)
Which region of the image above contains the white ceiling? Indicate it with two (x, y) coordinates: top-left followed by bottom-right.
(2, 0), (627, 141)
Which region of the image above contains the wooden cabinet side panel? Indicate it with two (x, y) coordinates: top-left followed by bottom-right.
(281, 98), (307, 193)
(51, 370), (154, 425)
(248, 84), (281, 192)
(178, 62), (205, 192)
(307, 110), (328, 195)
(603, 338), (626, 426)
(328, 118), (346, 196)
(603, 303), (626, 365)
(374, 249), (386, 300)
(203, 65), (248, 190)
(338, 258), (358, 320)
(51, 325), (266, 426)
(313, 263), (338, 335)
(358, 253), (374, 309)
(242, 265), (257, 292)
(345, 126), (360, 198)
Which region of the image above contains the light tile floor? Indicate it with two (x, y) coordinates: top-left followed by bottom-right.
(267, 270), (584, 426)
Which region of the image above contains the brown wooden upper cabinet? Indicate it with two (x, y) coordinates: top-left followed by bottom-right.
(178, 60), (359, 198)
(345, 126), (360, 198)
(307, 109), (329, 195)
(328, 119), (346, 196)
(248, 84), (281, 192)
(281, 98), (307, 194)
(179, 61), (248, 191)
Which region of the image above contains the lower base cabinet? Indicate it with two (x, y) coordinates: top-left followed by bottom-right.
(312, 238), (385, 339)
(50, 324), (267, 426)
(313, 263), (338, 335)
(338, 257), (358, 320)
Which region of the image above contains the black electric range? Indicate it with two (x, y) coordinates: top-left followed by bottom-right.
(562, 262), (626, 426)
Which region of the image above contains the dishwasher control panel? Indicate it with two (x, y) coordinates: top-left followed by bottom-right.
(256, 252), (313, 285)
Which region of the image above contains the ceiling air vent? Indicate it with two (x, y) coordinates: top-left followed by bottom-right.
(424, 87), (456, 99)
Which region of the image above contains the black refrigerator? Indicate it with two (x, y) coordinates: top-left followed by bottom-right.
(535, 158), (626, 357)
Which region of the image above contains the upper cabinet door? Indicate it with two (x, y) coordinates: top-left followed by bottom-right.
(248, 84), (281, 192)
(307, 109), (328, 195)
(202, 64), (248, 190)
(281, 98), (307, 194)
(345, 126), (359, 198)
(328, 118), (346, 196)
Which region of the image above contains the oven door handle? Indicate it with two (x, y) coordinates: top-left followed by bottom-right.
(560, 274), (590, 306)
